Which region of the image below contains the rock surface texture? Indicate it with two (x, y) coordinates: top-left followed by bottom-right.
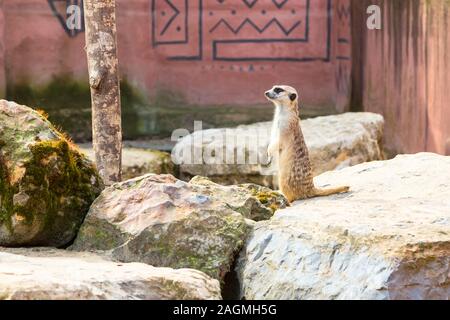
(0, 248), (221, 300)
(173, 112), (385, 187)
(80, 147), (176, 180)
(0, 100), (102, 247)
(237, 153), (450, 300)
(71, 174), (286, 281)
(189, 176), (288, 221)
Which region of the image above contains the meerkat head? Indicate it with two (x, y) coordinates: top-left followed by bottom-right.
(265, 85), (298, 108)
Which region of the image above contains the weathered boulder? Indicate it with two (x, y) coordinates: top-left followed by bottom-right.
(72, 174), (285, 281)
(237, 153), (450, 300)
(173, 112), (385, 187)
(80, 147), (176, 180)
(189, 176), (288, 221)
(0, 100), (102, 247)
(0, 247), (221, 300)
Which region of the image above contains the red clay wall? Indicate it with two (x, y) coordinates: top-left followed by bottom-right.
(0, 0), (5, 97)
(2, 0), (351, 112)
(352, 0), (450, 155)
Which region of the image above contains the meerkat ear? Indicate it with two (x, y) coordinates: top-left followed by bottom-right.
(289, 93), (297, 101)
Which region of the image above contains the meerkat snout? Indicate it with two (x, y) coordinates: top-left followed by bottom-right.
(265, 85), (298, 104)
(265, 90), (275, 99)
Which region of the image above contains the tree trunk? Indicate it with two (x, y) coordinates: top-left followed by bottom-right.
(83, 0), (122, 185)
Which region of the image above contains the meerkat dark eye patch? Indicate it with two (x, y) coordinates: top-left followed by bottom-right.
(274, 87), (284, 94)
(289, 93), (297, 101)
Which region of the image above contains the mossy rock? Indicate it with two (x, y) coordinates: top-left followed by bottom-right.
(0, 100), (103, 247)
(6, 77), (147, 142)
(71, 174), (251, 282)
(189, 176), (288, 221)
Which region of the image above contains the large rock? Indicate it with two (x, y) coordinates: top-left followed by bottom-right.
(71, 174), (285, 281)
(80, 147), (176, 180)
(189, 176), (288, 221)
(0, 247), (221, 300)
(172, 112), (385, 187)
(237, 153), (450, 300)
(0, 100), (102, 247)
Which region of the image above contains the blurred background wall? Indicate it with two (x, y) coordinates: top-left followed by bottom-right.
(0, 0), (448, 156)
(352, 0), (450, 156)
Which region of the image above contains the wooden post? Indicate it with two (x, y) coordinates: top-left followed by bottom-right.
(83, 0), (122, 185)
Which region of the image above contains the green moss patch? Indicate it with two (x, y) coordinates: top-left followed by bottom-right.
(0, 102), (103, 246)
(0, 137), (102, 245)
(239, 183), (288, 214)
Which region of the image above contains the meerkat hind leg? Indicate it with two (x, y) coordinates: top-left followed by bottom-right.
(314, 185), (350, 197)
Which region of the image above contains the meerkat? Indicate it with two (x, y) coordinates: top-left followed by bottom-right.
(265, 85), (350, 203)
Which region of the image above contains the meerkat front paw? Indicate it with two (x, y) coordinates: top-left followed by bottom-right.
(267, 143), (278, 162)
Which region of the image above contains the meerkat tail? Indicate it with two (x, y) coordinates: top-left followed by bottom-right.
(313, 186), (350, 197)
